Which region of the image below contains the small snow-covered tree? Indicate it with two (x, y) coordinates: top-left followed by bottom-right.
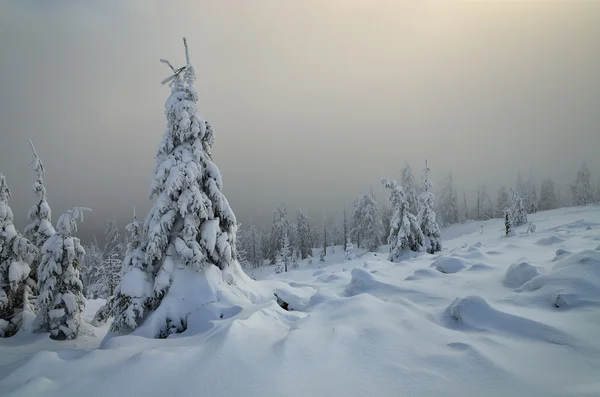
(504, 208), (512, 236)
(382, 178), (424, 262)
(24, 140), (55, 290)
(476, 185), (493, 220)
(417, 160), (442, 254)
(438, 173), (459, 226)
(525, 176), (538, 214)
(344, 240), (357, 261)
(538, 178), (556, 211)
(516, 171), (530, 211)
(510, 188), (528, 226)
(352, 192), (383, 252)
(269, 204), (289, 262)
(570, 162), (593, 206)
(103, 220), (123, 296)
(401, 162), (419, 214)
(0, 175), (37, 337)
(110, 210), (152, 334)
(279, 234), (291, 272)
(296, 209), (312, 259)
(36, 207), (88, 340)
(245, 223), (263, 268)
(496, 185), (510, 217)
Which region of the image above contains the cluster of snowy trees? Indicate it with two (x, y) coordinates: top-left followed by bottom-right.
(0, 140), (89, 339)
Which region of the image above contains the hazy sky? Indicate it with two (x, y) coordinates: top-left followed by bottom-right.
(1, 1), (599, 242)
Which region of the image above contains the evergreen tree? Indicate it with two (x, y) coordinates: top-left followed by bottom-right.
(296, 210), (312, 259)
(103, 220), (122, 296)
(538, 178), (557, 211)
(477, 185), (493, 220)
(279, 234), (291, 273)
(36, 207), (88, 340)
(380, 202), (393, 242)
(416, 160), (442, 254)
(342, 203), (348, 252)
(245, 223), (262, 268)
(382, 178), (424, 262)
(82, 239), (104, 298)
(110, 209), (152, 334)
(344, 240), (357, 261)
(461, 192), (469, 222)
(0, 175), (37, 337)
(269, 204), (289, 262)
(516, 171), (529, 211)
(352, 192), (383, 251)
(322, 216), (328, 256)
(525, 175), (538, 213)
(570, 162), (593, 206)
(496, 185), (511, 217)
(438, 173), (459, 226)
(115, 39), (241, 337)
(24, 140), (55, 290)
(504, 208), (513, 236)
(510, 188), (528, 226)
(401, 162), (419, 214)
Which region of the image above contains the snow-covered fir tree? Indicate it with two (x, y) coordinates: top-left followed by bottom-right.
(103, 220), (122, 296)
(36, 207), (88, 340)
(24, 140), (55, 290)
(236, 224), (250, 269)
(0, 175), (37, 337)
(342, 203), (349, 251)
(295, 209), (312, 259)
(382, 178), (424, 262)
(416, 160), (442, 254)
(510, 188), (528, 226)
(570, 162), (593, 206)
(380, 202), (393, 242)
(476, 185), (494, 220)
(322, 216), (328, 256)
(401, 162), (419, 214)
(245, 223), (263, 268)
(461, 192), (469, 223)
(114, 39), (243, 337)
(278, 234), (291, 273)
(496, 185), (511, 217)
(269, 204), (289, 262)
(82, 239), (104, 298)
(538, 178), (557, 211)
(438, 173), (459, 226)
(352, 192), (383, 251)
(110, 209), (152, 333)
(344, 239), (357, 261)
(516, 171), (530, 211)
(504, 208), (513, 236)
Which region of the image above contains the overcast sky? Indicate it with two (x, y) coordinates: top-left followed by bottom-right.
(1, 1), (599, 243)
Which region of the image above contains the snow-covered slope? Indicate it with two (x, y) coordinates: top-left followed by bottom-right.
(2, 206), (600, 397)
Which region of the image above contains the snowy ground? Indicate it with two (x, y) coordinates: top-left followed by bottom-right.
(2, 206), (600, 397)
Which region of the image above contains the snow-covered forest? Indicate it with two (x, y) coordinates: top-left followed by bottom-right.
(1, 2), (600, 394)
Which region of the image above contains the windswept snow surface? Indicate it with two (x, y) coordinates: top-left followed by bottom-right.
(2, 206), (600, 396)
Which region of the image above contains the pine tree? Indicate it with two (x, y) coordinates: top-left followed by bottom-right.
(36, 207), (88, 340)
(504, 208), (513, 236)
(417, 160), (442, 254)
(279, 234), (291, 272)
(24, 140), (55, 291)
(477, 185), (493, 220)
(296, 210), (312, 259)
(322, 216), (327, 256)
(245, 223), (262, 268)
(525, 175), (538, 213)
(461, 192), (469, 223)
(269, 204), (289, 262)
(516, 171), (529, 211)
(380, 202), (393, 242)
(352, 192), (383, 251)
(538, 178), (557, 211)
(82, 239), (104, 298)
(382, 178), (424, 262)
(510, 188), (528, 226)
(110, 209), (152, 334)
(120, 39), (240, 337)
(401, 162), (419, 214)
(438, 173), (459, 226)
(342, 203), (348, 252)
(0, 175), (37, 337)
(570, 162), (593, 206)
(103, 220), (122, 296)
(496, 185), (511, 217)
(344, 240), (357, 261)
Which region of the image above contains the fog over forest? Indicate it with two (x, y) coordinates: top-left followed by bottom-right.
(1, 1), (599, 244)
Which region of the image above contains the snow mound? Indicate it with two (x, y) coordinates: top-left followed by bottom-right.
(535, 236), (565, 246)
(431, 257), (471, 274)
(405, 268), (440, 281)
(520, 250), (600, 309)
(468, 263), (493, 271)
(555, 248), (571, 257)
(445, 296), (574, 345)
(451, 247), (487, 261)
(504, 261), (542, 288)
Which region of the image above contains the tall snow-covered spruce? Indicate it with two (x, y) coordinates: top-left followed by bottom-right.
(382, 178), (424, 262)
(24, 140), (55, 289)
(0, 175), (38, 337)
(417, 160), (442, 254)
(113, 39), (248, 338)
(36, 207), (88, 340)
